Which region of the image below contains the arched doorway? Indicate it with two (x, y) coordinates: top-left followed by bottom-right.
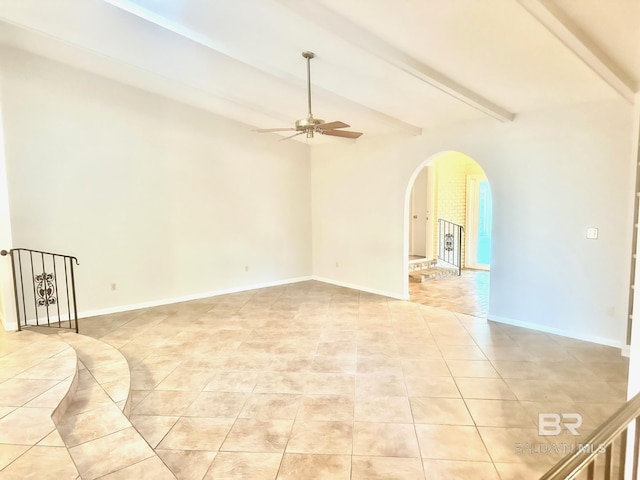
(403, 151), (492, 316)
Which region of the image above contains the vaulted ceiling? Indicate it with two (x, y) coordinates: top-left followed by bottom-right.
(1, 0), (639, 142)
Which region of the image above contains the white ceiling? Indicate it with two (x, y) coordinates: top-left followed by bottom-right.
(0, 0), (638, 142)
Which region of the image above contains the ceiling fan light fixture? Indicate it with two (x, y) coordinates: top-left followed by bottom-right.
(254, 51), (363, 141)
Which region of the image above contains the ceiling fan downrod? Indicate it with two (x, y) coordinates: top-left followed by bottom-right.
(300, 51), (323, 138)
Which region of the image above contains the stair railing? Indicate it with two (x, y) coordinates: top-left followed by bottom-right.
(539, 391), (640, 479)
(1, 248), (79, 332)
(437, 219), (464, 276)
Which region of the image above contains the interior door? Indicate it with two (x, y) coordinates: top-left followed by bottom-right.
(410, 168), (431, 258)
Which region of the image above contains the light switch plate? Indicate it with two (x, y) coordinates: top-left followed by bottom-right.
(586, 227), (598, 240)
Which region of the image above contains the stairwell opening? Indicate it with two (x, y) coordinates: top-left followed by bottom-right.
(403, 151), (492, 317)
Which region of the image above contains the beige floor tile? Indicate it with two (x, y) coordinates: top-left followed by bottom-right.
(296, 394), (354, 421)
(276, 453), (350, 480)
(69, 427), (154, 479)
(355, 396), (413, 423)
(132, 390), (200, 416)
(351, 456), (424, 480)
(422, 459), (499, 479)
(353, 422), (420, 457)
(401, 358), (450, 377)
(0, 443), (29, 470)
(156, 449), (217, 480)
(455, 378), (516, 400)
(415, 424), (490, 461)
(221, 418), (293, 453)
(466, 399), (536, 427)
(0, 445), (78, 480)
(204, 452), (281, 480)
(286, 420), (353, 454)
(184, 391), (249, 418)
(0, 378), (60, 407)
(37, 429), (65, 447)
(130, 368), (172, 390)
(356, 373), (406, 397)
(87, 361), (128, 386)
(304, 373), (355, 395)
(157, 417), (235, 451)
(204, 370), (258, 392)
(57, 402), (131, 447)
(98, 455), (175, 479)
(239, 393), (301, 420)
(0, 406), (16, 419)
(0, 407), (56, 445)
(50, 281), (630, 480)
(129, 415), (179, 448)
(15, 350), (76, 381)
(410, 397), (474, 425)
(315, 341), (357, 356)
(477, 426), (555, 464)
(63, 384), (115, 416)
(561, 381), (625, 403)
(23, 379), (72, 409)
(254, 372), (307, 394)
(503, 379), (574, 402)
(404, 376), (460, 398)
(311, 355), (356, 374)
(446, 360), (499, 378)
(156, 368), (215, 391)
(493, 461), (554, 480)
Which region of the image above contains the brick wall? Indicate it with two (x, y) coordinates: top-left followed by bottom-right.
(432, 152), (487, 268)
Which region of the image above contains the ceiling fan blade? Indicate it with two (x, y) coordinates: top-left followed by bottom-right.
(322, 129), (363, 139)
(317, 121), (350, 131)
(279, 131), (305, 141)
(254, 128), (296, 133)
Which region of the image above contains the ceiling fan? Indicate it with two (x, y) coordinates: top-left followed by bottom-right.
(254, 51), (363, 140)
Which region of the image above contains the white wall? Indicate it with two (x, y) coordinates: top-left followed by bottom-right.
(0, 48), (312, 318)
(312, 99), (635, 347)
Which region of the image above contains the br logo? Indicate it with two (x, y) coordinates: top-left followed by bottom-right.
(538, 413), (583, 436)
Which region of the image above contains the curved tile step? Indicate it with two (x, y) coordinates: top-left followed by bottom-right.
(58, 332), (132, 417)
(0, 329), (80, 478)
(53, 332), (175, 479)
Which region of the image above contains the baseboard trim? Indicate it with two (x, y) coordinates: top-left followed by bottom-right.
(312, 276), (407, 300)
(489, 314), (629, 352)
(81, 276), (313, 319)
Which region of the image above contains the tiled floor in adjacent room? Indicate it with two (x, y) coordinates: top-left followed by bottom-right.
(73, 280), (627, 479)
(410, 269), (490, 317)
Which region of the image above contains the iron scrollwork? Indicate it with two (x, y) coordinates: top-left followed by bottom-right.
(35, 272), (57, 307)
(444, 233), (455, 252)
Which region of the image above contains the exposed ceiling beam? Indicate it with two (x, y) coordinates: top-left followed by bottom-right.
(274, 0), (515, 123)
(103, 0), (422, 136)
(518, 0), (637, 104)
(0, 19), (294, 128)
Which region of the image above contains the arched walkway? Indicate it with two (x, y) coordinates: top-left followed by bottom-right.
(404, 151), (492, 317)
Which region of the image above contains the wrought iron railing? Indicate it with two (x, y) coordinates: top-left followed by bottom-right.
(437, 219), (464, 275)
(1, 248), (79, 332)
(540, 391), (640, 480)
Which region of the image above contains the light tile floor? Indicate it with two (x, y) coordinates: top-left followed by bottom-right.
(410, 269), (490, 317)
(74, 280), (628, 479)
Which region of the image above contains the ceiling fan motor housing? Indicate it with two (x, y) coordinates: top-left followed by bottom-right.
(295, 116), (325, 137)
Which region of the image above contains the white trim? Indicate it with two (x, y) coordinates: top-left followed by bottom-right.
(80, 276), (313, 319)
(489, 314), (629, 352)
(312, 276), (407, 301)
